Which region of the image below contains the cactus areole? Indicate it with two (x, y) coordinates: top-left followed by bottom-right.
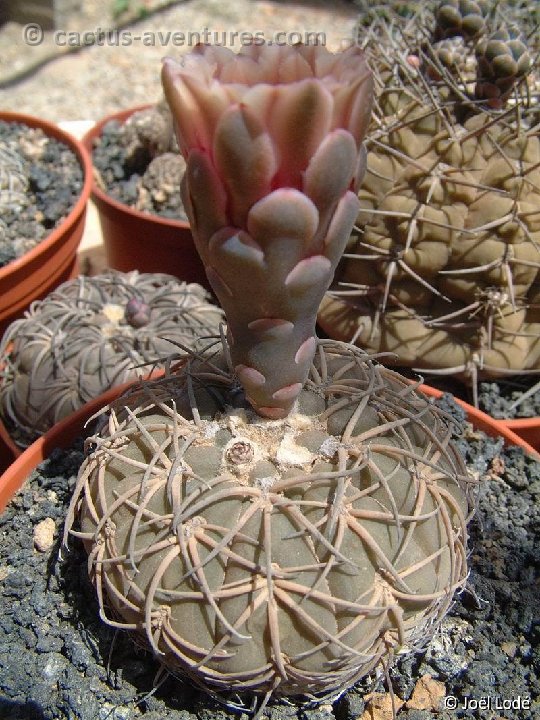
(66, 43), (472, 715)
(161, 42), (373, 419)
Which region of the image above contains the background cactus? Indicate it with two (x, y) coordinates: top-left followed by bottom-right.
(319, 0), (540, 401)
(66, 341), (471, 709)
(65, 42), (473, 714)
(91, 99), (189, 221)
(0, 141), (29, 220)
(0, 271), (223, 446)
(121, 97), (175, 167)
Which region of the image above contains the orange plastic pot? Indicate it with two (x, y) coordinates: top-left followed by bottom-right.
(0, 111), (92, 335)
(82, 106), (208, 287)
(498, 418), (540, 453)
(417, 383), (540, 459)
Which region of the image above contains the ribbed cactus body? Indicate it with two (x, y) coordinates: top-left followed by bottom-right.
(66, 341), (470, 703)
(0, 272), (224, 444)
(319, 7), (540, 385)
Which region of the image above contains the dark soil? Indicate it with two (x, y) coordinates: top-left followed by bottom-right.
(0, 396), (539, 720)
(390, 367), (540, 420)
(0, 121), (83, 269)
(91, 119), (188, 221)
(477, 377), (540, 421)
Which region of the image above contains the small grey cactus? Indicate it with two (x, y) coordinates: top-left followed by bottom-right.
(136, 152), (187, 219)
(0, 271), (224, 446)
(121, 97), (175, 165)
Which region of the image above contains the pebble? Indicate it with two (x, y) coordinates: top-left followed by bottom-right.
(501, 641), (518, 658)
(405, 675), (446, 711)
(360, 692), (405, 720)
(33, 517), (56, 552)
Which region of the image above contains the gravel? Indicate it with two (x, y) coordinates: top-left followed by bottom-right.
(1, 395), (539, 719)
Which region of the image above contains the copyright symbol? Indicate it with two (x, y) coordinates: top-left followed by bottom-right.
(23, 23), (44, 46)
(444, 695), (458, 710)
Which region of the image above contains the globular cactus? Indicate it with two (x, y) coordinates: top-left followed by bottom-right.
(65, 42), (473, 714)
(121, 97), (175, 166)
(475, 26), (531, 105)
(320, 3), (540, 399)
(92, 99), (188, 220)
(66, 340), (471, 707)
(136, 152), (188, 219)
(0, 271), (223, 446)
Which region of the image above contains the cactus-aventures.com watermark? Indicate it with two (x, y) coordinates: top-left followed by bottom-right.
(22, 24), (327, 48)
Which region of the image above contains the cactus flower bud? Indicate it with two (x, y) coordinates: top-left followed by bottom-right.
(162, 42), (373, 418)
(124, 296), (152, 328)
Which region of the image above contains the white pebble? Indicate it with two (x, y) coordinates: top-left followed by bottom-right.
(33, 517), (56, 552)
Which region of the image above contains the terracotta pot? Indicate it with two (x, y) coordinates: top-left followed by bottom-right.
(0, 111), (92, 335)
(81, 106), (208, 287)
(417, 383), (540, 459)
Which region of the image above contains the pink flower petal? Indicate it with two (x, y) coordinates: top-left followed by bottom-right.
(322, 190), (361, 266)
(241, 84), (279, 130)
(347, 70), (375, 147)
(208, 228), (265, 268)
(303, 129), (357, 212)
(235, 364), (266, 387)
(284, 255), (332, 291)
(272, 382), (302, 401)
(220, 54), (262, 84)
(353, 144), (368, 193)
(313, 47), (341, 77)
(162, 58), (206, 154)
(213, 104), (277, 226)
(295, 336), (317, 365)
(196, 44), (236, 73)
(181, 74), (232, 152)
(247, 189), (319, 247)
(185, 150), (228, 251)
(256, 405), (289, 420)
(277, 52), (314, 82)
(331, 64), (372, 142)
(269, 79), (333, 188)
(247, 318), (294, 337)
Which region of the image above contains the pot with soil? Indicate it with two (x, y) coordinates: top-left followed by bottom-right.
(0, 111), (92, 334)
(0, 391), (538, 720)
(476, 376), (540, 452)
(81, 103), (208, 287)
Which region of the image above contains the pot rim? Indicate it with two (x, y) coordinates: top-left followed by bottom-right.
(0, 110), (93, 282)
(417, 382), (540, 458)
